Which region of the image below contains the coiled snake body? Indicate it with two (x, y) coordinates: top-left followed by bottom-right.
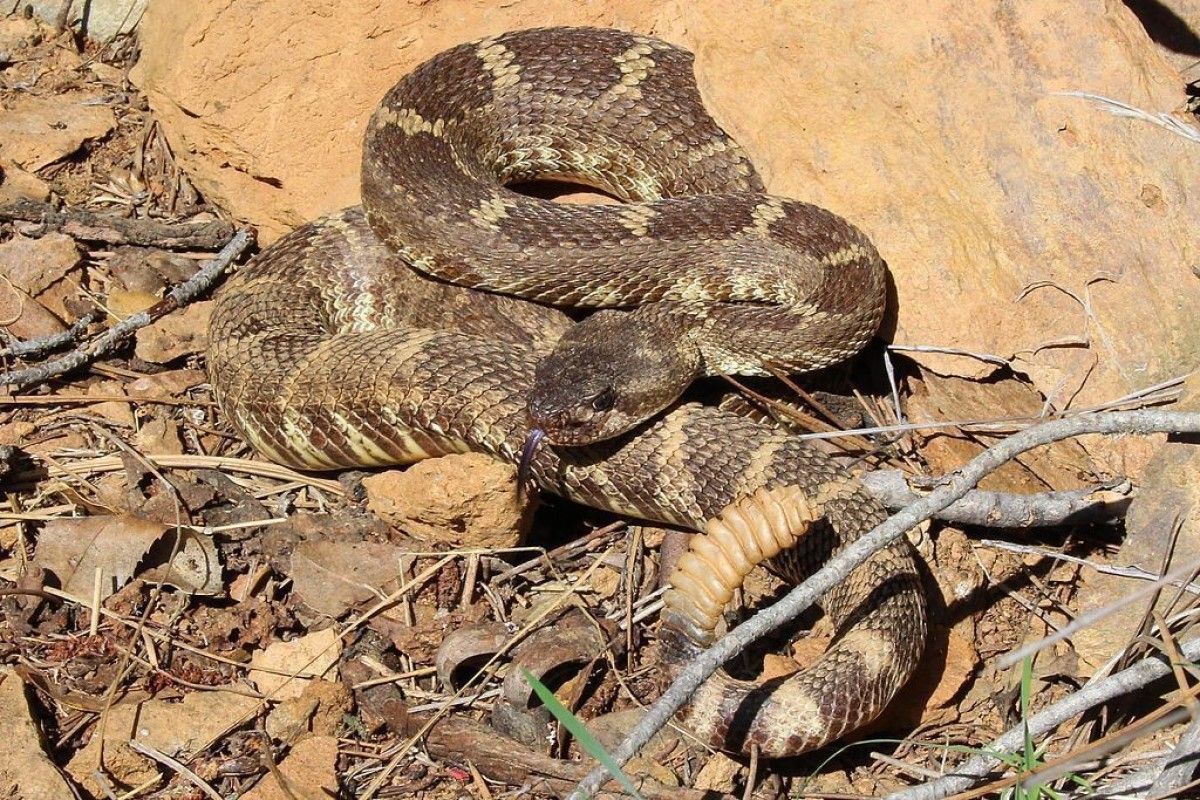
(208, 27), (927, 757)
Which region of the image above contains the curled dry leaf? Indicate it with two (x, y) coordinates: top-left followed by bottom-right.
(33, 515), (223, 600)
(436, 621), (511, 691)
(139, 527), (223, 595)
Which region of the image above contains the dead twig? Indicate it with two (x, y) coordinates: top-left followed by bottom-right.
(860, 470), (1131, 527)
(0, 198), (236, 249)
(567, 409), (1200, 800)
(126, 739), (223, 800)
(413, 713), (729, 800)
(0, 227), (254, 390)
(1148, 713), (1200, 796)
(976, 539), (1200, 594)
(887, 638), (1200, 800)
(0, 312), (97, 358)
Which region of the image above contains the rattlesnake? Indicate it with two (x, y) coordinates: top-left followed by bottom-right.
(208, 26), (927, 757)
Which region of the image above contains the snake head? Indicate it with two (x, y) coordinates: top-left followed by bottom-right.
(527, 308), (703, 446)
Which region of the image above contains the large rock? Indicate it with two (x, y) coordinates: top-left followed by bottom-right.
(24, 0), (146, 42)
(130, 1), (1200, 418)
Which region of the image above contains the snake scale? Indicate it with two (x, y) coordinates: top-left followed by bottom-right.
(208, 27), (927, 757)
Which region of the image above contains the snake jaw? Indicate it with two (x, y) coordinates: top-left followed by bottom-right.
(517, 427), (546, 500)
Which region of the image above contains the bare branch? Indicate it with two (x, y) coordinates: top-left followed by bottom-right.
(0, 198), (236, 249)
(860, 469), (1131, 527)
(1, 311), (97, 358)
(886, 637), (1200, 800)
(0, 227), (254, 390)
(566, 409), (1200, 800)
(1148, 713), (1200, 796)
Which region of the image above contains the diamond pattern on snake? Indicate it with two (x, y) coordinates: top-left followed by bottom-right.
(207, 26), (927, 756)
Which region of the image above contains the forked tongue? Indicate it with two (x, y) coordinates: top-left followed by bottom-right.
(516, 427), (546, 500)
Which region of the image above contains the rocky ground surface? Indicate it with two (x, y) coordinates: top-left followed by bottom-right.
(1, 4), (1199, 799)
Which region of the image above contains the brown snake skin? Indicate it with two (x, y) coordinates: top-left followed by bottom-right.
(208, 27), (927, 757)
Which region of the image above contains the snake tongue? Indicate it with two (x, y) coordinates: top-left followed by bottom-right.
(517, 427), (546, 500)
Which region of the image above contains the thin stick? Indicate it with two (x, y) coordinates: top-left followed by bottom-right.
(126, 739), (223, 800)
(0, 227), (253, 390)
(89, 565), (102, 636)
(0, 198), (237, 249)
(976, 539), (1200, 594)
(1, 312), (97, 358)
(893, 668), (1200, 800)
(566, 409), (1200, 800)
(32, 452), (342, 494)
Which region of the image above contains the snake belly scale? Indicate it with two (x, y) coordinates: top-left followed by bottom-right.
(207, 27), (927, 757)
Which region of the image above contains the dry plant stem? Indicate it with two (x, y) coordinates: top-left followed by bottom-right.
(126, 739), (223, 800)
(977, 540), (1200, 593)
(997, 553), (1200, 670)
(0, 198), (237, 249)
(1, 312), (97, 358)
(860, 469), (1131, 527)
(33, 452), (342, 494)
(567, 409), (1200, 800)
(1149, 709), (1200, 795)
(0, 227), (254, 390)
(887, 636), (1200, 800)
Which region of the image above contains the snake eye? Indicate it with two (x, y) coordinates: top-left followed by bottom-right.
(590, 387), (616, 412)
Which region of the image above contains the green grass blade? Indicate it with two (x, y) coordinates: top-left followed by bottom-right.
(521, 668), (648, 800)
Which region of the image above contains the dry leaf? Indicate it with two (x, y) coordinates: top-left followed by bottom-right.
(692, 751), (741, 793)
(126, 368), (206, 398)
(34, 515), (223, 600)
(0, 669), (77, 800)
(363, 452), (529, 547)
(265, 679), (353, 741)
(0, 279), (65, 341)
(134, 300), (212, 363)
(133, 416), (185, 456)
(0, 159), (52, 204)
(83, 379), (136, 427)
(107, 246), (199, 293)
(107, 286), (160, 318)
(34, 515), (164, 599)
(139, 527), (224, 596)
(249, 629), (341, 699)
(287, 539), (404, 617)
(0, 233), (80, 296)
